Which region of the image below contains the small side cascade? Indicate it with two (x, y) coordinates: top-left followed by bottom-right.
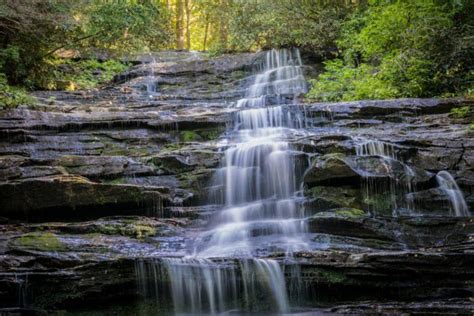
(436, 171), (470, 217)
(163, 258), (238, 314)
(356, 140), (397, 159)
(157, 258), (289, 314)
(135, 259), (163, 302)
(355, 140), (415, 215)
(14, 273), (28, 308)
(145, 55), (157, 95)
(244, 259), (289, 313)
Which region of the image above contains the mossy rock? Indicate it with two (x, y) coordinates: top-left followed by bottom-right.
(304, 154), (358, 186)
(55, 80), (76, 91)
(97, 222), (156, 239)
(13, 232), (66, 251)
(197, 127), (224, 141)
(313, 208), (367, 219)
(179, 130), (200, 142)
(307, 267), (348, 284)
(305, 186), (362, 210)
(334, 208), (367, 218)
(363, 193), (392, 215)
(178, 168), (214, 193)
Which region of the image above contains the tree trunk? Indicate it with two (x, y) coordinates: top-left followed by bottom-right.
(175, 0), (185, 50)
(218, 0), (228, 51)
(203, 13), (209, 51)
(185, 0), (191, 50)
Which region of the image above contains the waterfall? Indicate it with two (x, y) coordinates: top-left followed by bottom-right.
(196, 49), (308, 258)
(154, 48), (308, 314)
(135, 259), (162, 302)
(145, 55), (157, 95)
(356, 140), (397, 159)
(355, 139), (415, 215)
(163, 258), (238, 314)
(236, 48), (306, 108)
(436, 171), (469, 217)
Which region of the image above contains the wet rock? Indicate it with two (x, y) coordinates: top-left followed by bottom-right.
(0, 175), (170, 220)
(0, 50), (473, 313)
(305, 98), (474, 119)
(326, 300), (474, 315)
(304, 186), (363, 211)
(304, 153), (431, 188)
(304, 154), (359, 186)
(308, 213), (395, 241)
(57, 155), (154, 179)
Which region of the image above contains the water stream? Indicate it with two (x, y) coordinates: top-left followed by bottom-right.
(135, 49), (470, 314)
(145, 54), (157, 95)
(436, 171), (469, 217)
(142, 48), (309, 314)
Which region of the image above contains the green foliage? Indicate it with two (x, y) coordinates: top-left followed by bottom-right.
(0, 74), (36, 109)
(63, 59), (129, 90)
(451, 106), (471, 118)
(1, 0), (472, 101)
(77, 1), (171, 55)
(224, 0), (354, 54)
(307, 0), (474, 101)
(0, 0), (171, 86)
(306, 60), (397, 101)
(28, 59), (129, 90)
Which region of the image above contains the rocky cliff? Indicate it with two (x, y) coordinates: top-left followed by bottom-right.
(0, 51), (472, 314)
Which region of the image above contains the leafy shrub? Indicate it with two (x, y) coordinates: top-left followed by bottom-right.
(28, 59), (129, 90)
(306, 1), (473, 101)
(306, 60), (397, 102)
(0, 74), (36, 109)
(0, 1), (171, 86)
(64, 59), (129, 90)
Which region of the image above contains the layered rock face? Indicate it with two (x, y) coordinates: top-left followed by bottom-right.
(0, 51), (473, 314)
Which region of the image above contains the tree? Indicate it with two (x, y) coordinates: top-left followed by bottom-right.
(176, 0), (185, 49)
(307, 0), (474, 101)
(0, 0), (172, 85)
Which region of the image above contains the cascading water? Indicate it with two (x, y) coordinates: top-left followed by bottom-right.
(141, 48), (309, 314)
(436, 171), (470, 217)
(355, 139), (416, 215)
(236, 49), (306, 108)
(145, 55), (157, 95)
(194, 49), (308, 259)
(355, 140), (470, 217)
(355, 140), (397, 159)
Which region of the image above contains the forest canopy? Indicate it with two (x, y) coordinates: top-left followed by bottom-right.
(0, 0), (472, 104)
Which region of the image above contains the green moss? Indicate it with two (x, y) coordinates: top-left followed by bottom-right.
(306, 186), (361, 209)
(334, 208), (366, 218)
(14, 232), (66, 251)
(97, 223), (156, 239)
(311, 268), (348, 284)
(324, 153), (346, 160)
(450, 106), (470, 118)
(179, 130), (200, 142)
(363, 194), (392, 213)
(197, 128), (224, 141)
(177, 168), (211, 193)
(160, 143), (183, 153)
(105, 178), (126, 185)
(105, 148), (129, 156)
